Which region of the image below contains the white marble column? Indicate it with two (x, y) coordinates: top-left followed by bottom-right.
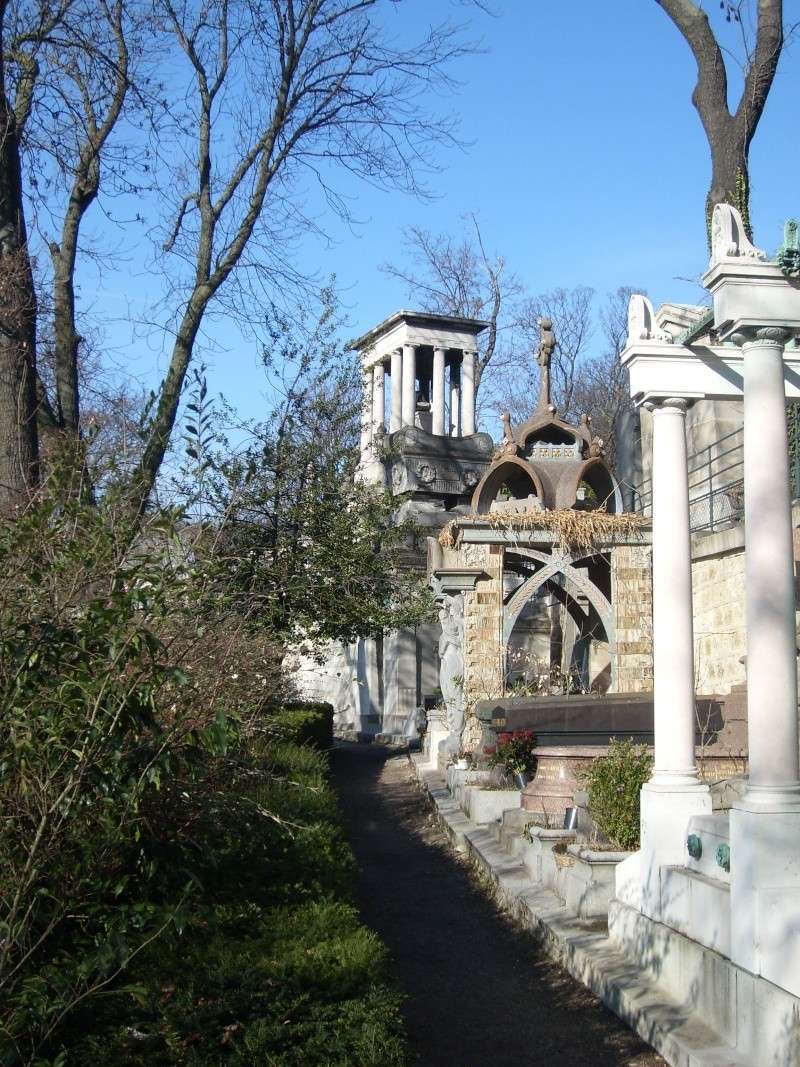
(359, 367), (373, 464)
(401, 344), (416, 427)
(729, 327), (800, 985)
(432, 347), (446, 436)
(390, 347), (402, 432)
(450, 360), (461, 437)
(619, 396), (710, 920)
(372, 362), (385, 439)
(461, 349), (476, 436)
(739, 327), (800, 807)
(650, 397), (699, 787)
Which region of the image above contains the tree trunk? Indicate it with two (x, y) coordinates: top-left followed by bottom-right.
(656, 0), (783, 244)
(0, 3), (39, 512)
(706, 123), (751, 241)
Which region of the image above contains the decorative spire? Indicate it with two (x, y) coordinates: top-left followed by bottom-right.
(535, 316), (556, 412)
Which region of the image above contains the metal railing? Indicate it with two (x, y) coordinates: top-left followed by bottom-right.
(631, 410), (800, 534)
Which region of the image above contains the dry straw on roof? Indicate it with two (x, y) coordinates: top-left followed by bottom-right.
(438, 509), (648, 552)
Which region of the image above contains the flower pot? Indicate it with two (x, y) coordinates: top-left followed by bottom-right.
(513, 771), (531, 790)
(455, 759), (470, 771)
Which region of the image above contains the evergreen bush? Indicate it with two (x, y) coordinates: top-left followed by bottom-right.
(583, 738), (653, 850)
(265, 702), (335, 749)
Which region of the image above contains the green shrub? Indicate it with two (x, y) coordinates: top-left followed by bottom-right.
(265, 702), (335, 749)
(64, 735), (409, 1065)
(583, 738), (653, 850)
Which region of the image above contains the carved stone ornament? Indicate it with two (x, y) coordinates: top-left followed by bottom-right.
(709, 203), (767, 268)
(462, 467), (481, 488)
(687, 833), (702, 860)
(730, 326), (795, 348)
(626, 294), (673, 346)
(415, 461), (436, 484)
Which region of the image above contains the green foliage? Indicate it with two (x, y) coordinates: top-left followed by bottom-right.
(0, 488), (204, 1063)
(66, 737), (409, 1066)
(265, 702), (335, 749)
(201, 290), (435, 645)
(0, 474), (408, 1064)
(0, 291), (426, 1065)
(583, 739), (653, 851)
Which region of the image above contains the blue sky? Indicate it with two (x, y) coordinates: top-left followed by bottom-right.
(86, 0), (800, 437)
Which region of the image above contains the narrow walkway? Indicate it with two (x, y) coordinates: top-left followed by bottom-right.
(332, 743), (664, 1067)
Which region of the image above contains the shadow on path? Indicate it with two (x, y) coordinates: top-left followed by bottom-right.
(331, 742), (664, 1067)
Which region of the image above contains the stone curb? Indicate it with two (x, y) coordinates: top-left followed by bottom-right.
(412, 760), (749, 1067)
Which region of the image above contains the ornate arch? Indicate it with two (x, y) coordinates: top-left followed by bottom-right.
(502, 547), (614, 651)
(562, 457), (624, 514)
(470, 457), (546, 514)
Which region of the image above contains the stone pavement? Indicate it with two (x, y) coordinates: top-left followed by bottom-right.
(332, 742), (664, 1067)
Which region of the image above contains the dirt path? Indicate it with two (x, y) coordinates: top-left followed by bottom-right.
(331, 742), (664, 1067)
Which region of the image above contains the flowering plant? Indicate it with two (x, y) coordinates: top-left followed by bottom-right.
(486, 729), (538, 777)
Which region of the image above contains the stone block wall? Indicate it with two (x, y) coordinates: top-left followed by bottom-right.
(691, 529), (747, 696)
(611, 544), (653, 693)
(461, 542), (504, 713)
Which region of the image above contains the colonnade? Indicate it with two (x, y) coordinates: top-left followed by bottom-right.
(647, 327), (800, 812)
(360, 346), (477, 462)
(637, 326), (800, 933)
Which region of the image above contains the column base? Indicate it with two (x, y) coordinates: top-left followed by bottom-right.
(734, 783), (800, 813)
(730, 806), (800, 994)
(637, 779), (712, 920)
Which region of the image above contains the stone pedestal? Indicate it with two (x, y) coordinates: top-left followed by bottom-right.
(730, 807), (800, 997)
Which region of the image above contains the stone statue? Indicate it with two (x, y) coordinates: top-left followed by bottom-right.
(535, 316), (556, 412)
(437, 593), (465, 752)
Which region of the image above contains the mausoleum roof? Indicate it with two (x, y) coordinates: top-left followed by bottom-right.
(349, 309), (489, 353)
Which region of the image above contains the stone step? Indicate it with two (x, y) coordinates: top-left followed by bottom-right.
(411, 754), (750, 1067)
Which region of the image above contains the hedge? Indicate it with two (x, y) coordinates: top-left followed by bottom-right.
(65, 734), (410, 1065)
(265, 701), (335, 750)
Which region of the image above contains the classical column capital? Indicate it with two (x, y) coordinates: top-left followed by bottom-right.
(644, 397), (689, 414)
(730, 326), (795, 348)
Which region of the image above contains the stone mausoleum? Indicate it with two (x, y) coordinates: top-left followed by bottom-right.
(293, 310), (496, 736)
(428, 324), (655, 759)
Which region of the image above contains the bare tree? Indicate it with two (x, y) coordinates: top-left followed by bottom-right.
(0, 0), (50, 509)
(122, 0), (475, 515)
(1, 0), (156, 500)
(381, 216), (520, 396)
(655, 0), (785, 238)
(572, 286), (640, 470)
(0, 1), (477, 514)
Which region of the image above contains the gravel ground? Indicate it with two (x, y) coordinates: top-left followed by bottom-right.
(331, 742), (665, 1067)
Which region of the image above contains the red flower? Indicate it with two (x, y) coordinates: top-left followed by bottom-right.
(498, 732), (512, 744)
(483, 745), (497, 755)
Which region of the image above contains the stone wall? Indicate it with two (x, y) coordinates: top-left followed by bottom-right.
(611, 544), (653, 693)
(461, 542), (504, 715)
(691, 525), (747, 695)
